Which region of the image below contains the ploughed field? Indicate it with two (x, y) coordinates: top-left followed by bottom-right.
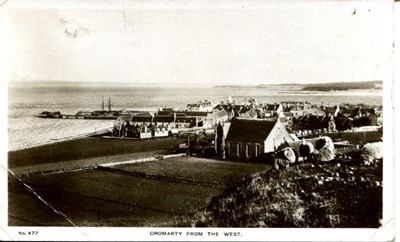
(9, 156), (270, 226)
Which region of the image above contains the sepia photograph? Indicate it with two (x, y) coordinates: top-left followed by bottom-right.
(0, 0), (396, 241)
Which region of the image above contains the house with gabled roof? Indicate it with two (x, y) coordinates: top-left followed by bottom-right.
(224, 117), (294, 161)
(204, 109), (229, 127)
(130, 112), (154, 124)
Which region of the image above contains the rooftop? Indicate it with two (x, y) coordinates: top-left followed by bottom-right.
(226, 118), (277, 143)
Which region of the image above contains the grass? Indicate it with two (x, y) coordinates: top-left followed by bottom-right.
(114, 157), (270, 187)
(184, 160), (382, 228)
(8, 181), (71, 226)
(9, 169), (223, 226)
(8, 137), (186, 168)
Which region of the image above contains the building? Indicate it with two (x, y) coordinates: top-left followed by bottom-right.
(204, 109), (229, 127)
(213, 103), (236, 120)
(130, 112), (154, 125)
(263, 103), (283, 117)
(224, 118), (294, 161)
(186, 100), (213, 112)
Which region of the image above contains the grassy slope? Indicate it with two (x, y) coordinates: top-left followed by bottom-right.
(185, 161), (382, 228)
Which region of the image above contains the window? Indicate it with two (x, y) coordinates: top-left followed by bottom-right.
(237, 143), (240, 156)
(255, 144), (259, 157)
(246, 144), (249, 157)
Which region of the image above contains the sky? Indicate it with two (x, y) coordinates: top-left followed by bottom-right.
(4, 0), (393, 86)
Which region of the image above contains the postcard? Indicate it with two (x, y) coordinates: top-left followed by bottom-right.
(0, 0), (397, 241)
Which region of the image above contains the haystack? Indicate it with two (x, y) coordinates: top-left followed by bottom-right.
(274, 147), (296, 169)
(315, 136), (334, 151)
(299, 141), (314, 158)
(312, 136), (335, 162)
(312, 147), (335, 162)
(361, 142), (383, 165)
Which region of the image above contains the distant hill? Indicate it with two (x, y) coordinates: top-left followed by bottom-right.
(302, 81), (382, 92)
(214, 81), (382, 91)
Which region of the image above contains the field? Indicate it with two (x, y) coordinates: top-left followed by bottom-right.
(112, 156), (270, 187)
(8, 137), (186, 168)
(9, 156), (269, 226)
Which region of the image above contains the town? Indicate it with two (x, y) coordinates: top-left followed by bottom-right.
(111, 97), (383, 167)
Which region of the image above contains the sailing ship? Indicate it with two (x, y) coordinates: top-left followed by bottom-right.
(37, 97), (124, 120)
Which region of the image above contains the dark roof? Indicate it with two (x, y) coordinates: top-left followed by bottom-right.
(283, 106), (293, 112)
(225, 118), (277, 143)
(233, 105), (244, 112)
(178, 111), (210, 117)
(134, 112), (153, 117)
(153, 115), (174, 123)
(157, 110), (173, 115)
(324, 106), (337, 114)
(239, 106), (253, 114)
(130, 112), (153, 122)
(131, 116), (153, 122)
(214, 104), (234, 112)
(265, 104), (280, 111)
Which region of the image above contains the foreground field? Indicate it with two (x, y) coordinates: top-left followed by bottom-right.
(9, 156), (270, 226)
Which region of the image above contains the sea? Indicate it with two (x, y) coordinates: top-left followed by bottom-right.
(7, 84), (382, 151)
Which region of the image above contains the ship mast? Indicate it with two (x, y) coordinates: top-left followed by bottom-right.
(102, 96), (105, 111)
(108, 97), (111, 111)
